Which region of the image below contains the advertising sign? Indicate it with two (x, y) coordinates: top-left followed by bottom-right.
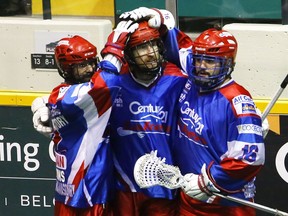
(0, 106), (54, 215)
(0, 106), (287, 215)
(255, 115), (288, 215)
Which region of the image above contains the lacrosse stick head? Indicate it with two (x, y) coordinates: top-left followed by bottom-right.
(134, 150), (184, 189)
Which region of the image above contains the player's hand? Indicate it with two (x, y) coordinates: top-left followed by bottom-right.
(120, 7), (175, 30)
(182, 164), (220, 202)
(256, 108), (269, 138)
(262, 117), (269, 138)
(31, 96), (53, 137)
(101, 20), (139, 62)
(120, 7), (158, 21)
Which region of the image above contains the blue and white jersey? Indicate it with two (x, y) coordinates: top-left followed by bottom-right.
(96, 27), (192, 200)
(174, 79), (265, 205)
(48, 71), (121, 208)
(109, 63), (187, 199)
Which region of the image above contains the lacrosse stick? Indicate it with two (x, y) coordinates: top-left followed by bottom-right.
(262, 74), (288, 121)
(134, 151), (288, 216)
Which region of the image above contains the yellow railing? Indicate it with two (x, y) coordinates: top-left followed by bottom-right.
(32, 0), (114, 17)
(0, 91), (49, 106)
(0, 91), (287, 114)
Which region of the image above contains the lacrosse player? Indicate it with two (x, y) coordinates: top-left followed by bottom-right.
(35, 35), (122, 216)
(174, 27), (265, 216)
(31, 10), (193, 215)
(101, 17), (192, 215)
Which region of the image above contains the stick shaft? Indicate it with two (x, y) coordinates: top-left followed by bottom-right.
(262, 74), (288, 121)
(215, 193), (288, 215)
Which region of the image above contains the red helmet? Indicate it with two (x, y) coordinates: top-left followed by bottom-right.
(193, 28), (237, 63)
(127, 21), (161, 48)
(125, 21), (164, 85)
(55, 35), (98, 82)
(190, 28), (238, 90)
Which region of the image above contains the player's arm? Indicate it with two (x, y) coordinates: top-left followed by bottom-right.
(162, 27), (193, 74)
(182, 102), (265, 201)
(100, 20), (138, 74)
(208, 112), (265, 191)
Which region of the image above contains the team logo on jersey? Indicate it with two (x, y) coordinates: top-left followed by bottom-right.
(180, 101), (204, 135)
(232, 95), (253, 105)
(242, 103), (256, 113)
(129, 101), (168, 123)
(237, 124), (262, 136)
(117, 101), (170, 137)
(178, 100), (207, 147)
(232, 95), (256, 115)
(50, 104), (61, 115)
(114, 95), (123, 107)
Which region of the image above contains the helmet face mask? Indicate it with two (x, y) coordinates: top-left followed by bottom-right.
(191, 54), (233, 90)
(125, 21), (165, 85)
(190, 28), (237, 90)
(132, 40), (161, 71)
(128, 39), (163, 82)
(55, 35), (98, 84)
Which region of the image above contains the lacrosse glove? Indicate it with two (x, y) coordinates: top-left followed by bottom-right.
(31, 95), (53, 137)
(256, 108), (269, 138)
(101, 20), (139, 64)
(120, 7), (175, 34)
(182, 164), (220, 202)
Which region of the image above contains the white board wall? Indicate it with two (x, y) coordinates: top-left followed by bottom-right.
(0, 17), (112, 92)
(0, 19), (287, 99)
(223, 23), (288, 99)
